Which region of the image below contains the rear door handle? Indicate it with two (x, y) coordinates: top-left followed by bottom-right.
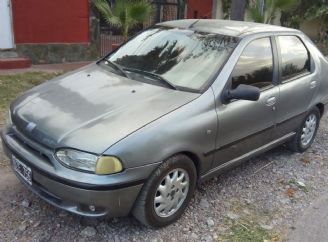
(266, 97), (276, 106)
(310, 81), (317, 89)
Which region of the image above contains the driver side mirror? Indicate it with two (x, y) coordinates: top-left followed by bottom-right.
(222, 84), (260, 104)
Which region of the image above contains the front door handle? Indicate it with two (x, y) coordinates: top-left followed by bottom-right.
(310, 81), (317, 89)
(266, 96), (276, 106)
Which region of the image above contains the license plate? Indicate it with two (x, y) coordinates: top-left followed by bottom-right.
(12, 155), (32, 185)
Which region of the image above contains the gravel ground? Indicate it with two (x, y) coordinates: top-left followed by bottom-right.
(1, 114), (328, 242)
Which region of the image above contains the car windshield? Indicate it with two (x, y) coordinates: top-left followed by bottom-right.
(106, 26), (239, 92)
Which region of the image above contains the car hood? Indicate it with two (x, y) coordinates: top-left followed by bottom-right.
(11, 64), (199, 153)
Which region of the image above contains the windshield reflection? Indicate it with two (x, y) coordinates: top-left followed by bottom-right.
(108, 27), (238, 91)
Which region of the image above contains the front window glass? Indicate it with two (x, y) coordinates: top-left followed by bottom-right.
(106, 27), (238, 91)
(231, 37), (273, 90)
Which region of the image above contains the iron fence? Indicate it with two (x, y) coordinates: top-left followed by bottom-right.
(99, 0), (184, 57)
(100, 31), (124, 57)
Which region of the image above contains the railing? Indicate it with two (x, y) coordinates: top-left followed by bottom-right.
(100, 31), (125, 57)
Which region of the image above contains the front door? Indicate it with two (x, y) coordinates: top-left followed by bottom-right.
(0, 0), (14, 49)
(213, 37), (278, 167)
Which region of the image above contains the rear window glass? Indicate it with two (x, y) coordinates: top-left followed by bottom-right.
(278, 36), (310, 81)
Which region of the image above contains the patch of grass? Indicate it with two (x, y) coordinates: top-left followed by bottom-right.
(0, 72), (61, 124)
(288, 179), (308, 192)
(220, 220), (277, 242)
(219, 201), (282, 242)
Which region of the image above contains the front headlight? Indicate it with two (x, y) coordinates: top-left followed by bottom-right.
(5, 109), (12, 126)
(55, 149), (123, 174)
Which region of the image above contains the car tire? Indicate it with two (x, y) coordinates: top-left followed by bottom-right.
(132, 154), (197, 228)
(288, 107), (320, 153)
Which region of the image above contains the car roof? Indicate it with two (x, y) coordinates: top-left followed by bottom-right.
(156, 19), (300, 37)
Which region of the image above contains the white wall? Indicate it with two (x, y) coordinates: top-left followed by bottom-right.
(0, 0), (14, 49)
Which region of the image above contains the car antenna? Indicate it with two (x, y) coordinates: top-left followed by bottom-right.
(189, 19), (200, 29)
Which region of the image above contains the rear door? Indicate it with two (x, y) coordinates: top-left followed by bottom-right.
(212, 37), (279, 168)
(274, 35), (317, 138)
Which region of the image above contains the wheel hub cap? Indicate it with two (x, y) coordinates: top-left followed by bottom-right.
(154, 168), (189, 218)
(301, 114), (317, 147)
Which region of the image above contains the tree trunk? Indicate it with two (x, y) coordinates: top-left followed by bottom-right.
(230, 0), (246, 21)
(213, 0), (224, 19)
(122, 25), (129, 42)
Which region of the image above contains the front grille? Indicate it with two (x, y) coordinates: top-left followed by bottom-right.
(10, 127), (53, 166)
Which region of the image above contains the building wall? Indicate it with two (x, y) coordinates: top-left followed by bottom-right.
(11, 0), (89, 44)
(186, 0), (213, 19)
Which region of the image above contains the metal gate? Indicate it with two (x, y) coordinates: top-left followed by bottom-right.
(99, 0), (185, 57)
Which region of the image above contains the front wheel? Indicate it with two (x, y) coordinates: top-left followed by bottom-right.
(132, 154), (196, 227)
(288, 107), (320, 152)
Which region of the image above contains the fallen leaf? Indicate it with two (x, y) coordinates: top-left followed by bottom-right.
(287, 188), (296, 198)
(301, 157), (310, 164)
(296, 181), (306, 188)
(33, 221), (41, 228)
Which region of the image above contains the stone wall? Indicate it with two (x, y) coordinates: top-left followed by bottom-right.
(16, 43), (98, 64)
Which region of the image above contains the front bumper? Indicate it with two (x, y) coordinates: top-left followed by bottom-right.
(1, 126), (157, 218)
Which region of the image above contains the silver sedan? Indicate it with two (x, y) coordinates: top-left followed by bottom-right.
(2, 19), (328, 227)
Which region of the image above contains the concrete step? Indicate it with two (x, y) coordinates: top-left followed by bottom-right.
(0, 57), (31, 69)
(0, 50), (19, 58)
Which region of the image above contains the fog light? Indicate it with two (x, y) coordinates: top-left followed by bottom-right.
(89, 205), (96, 212)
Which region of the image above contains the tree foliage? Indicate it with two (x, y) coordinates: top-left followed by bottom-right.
(248, 0), (298, 24)
(93, 0), (152, 40)
(305, 0), (328, 41)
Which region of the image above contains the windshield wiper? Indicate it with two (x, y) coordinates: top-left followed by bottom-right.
(124, 68), (177, 90)
(99, 59), (129, 78)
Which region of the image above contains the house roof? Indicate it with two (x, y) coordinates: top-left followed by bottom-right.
(157, 19), (300, 37)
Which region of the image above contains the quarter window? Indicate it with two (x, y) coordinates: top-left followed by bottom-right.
(231, 38), (273, 89)
(278, 36), (310, 81)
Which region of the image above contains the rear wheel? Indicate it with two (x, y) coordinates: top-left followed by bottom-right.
(288, 107), (320, 152)
(132, 154), (196, 227)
